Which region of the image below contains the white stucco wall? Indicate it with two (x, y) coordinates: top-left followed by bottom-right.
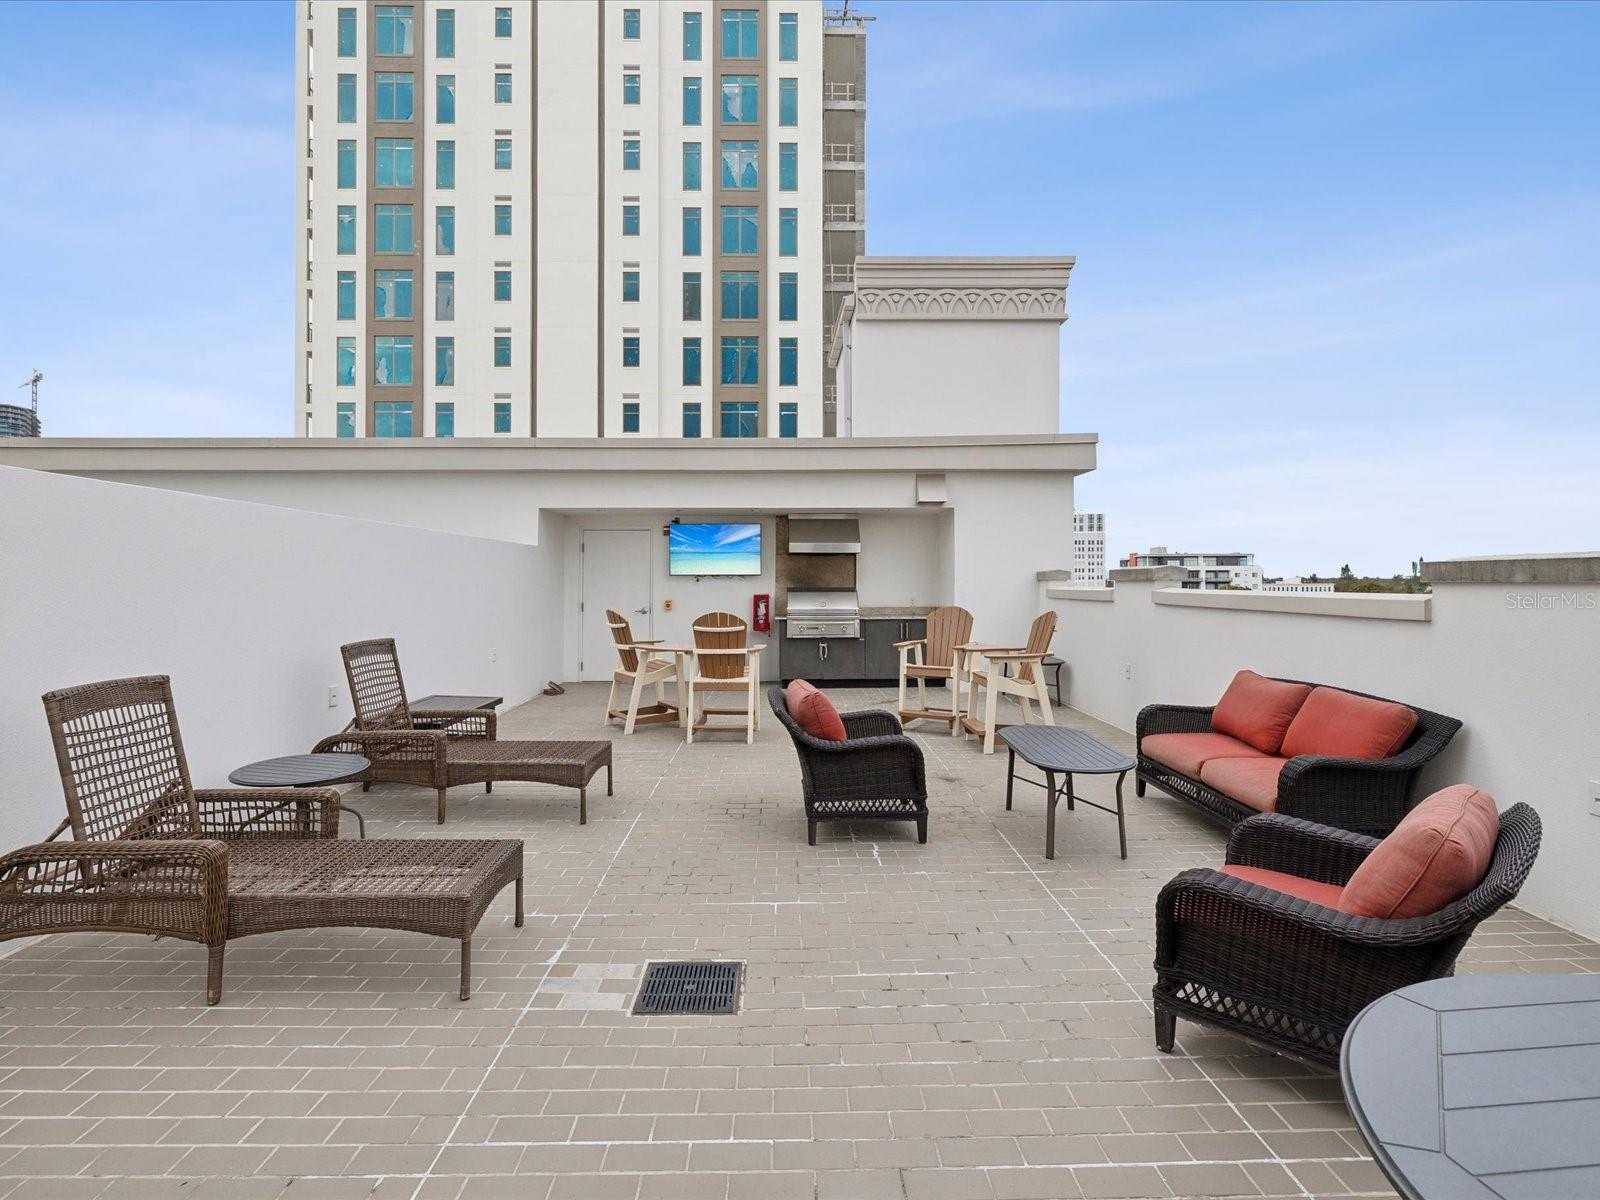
(0, 466), (560, 854)
(1047, 575), (1600, 940)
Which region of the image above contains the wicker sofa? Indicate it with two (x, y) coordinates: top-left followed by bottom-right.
(769, 687), (928, 845)
(1137, 676), (1462, 836)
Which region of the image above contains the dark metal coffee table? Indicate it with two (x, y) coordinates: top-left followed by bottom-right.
(228, 752), (371, 837)
(410, 694), (503, 722)
(998, 726), (1134, 859)
(1342, 972), (1600, 1199)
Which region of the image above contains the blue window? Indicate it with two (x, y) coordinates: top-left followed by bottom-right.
(622, 203), (640, 235)
(436, 141), (455, 188)
(435, 205), (454, 254)
(622, 8), (640, 39)
(337, 74), (356, 123)
(722, 10), (758, 58)
(622, 402), (640, 433)
(435, 337), (454, 385)
(374, 269), (413, 319)
(721, 76), (759, 124)
(682, 77), (701, 125)
(720, 401), (759, 438)
(622, 269), (640, 302)
(682, 272), (701, 320)
(682, 12), (701, 60)
(437, 75), (455, 123)
(495, 72), (512, 104)
(374, 336), (413, 385)
(779, 337), (798, 386)
(682, 142), (701, 190)
(779, 402), (797, 438)
(336, 337), (356, 386)
(374, 5), (414, 55)
(337, 205), (356, 254)
(337, 140), (356, 188)
(336, 402), (356, 437)
(623, 72), (640, 105)
(495, 203), (512, 235)
(682, 207), (701, 255)
(494, 138), (511, 169)
(337, 8), (356, 57)
(779, 208), (797, 256)
(779, 78), (798, 126)
(682, 338), (702, 386)
(494, 269), (511, 301)
(375, 204), (413, 253)
(376, 72), (414, 121)
(494, 401), (512, 432)
(622, 335), (641, 367)
(494, 335), (511, 367)
(374, 402), (413, 438)
(436, 272), (454, 319)
(434, 402), (454, 437)
(436, 9), (455, 58)
(779, 142), (797, 191)
(376, 138), (413, 186)
(779, 12), (798, 61)
(336, 271), (356, 319)
(495, 6), (512, 37)
(682, 402), (702, 438)
(720, 206), (757, 254)
(720, 271), (758, 320)
(779, 272), (798, 321)
(623, 138), (640, 170)
(720, 336), (759, 385)
(721, 141), (758, 189)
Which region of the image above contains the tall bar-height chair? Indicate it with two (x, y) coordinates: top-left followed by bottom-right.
(895, 605), (974, 730)
(687, 611), (765, 744)
(604, 610), (683, 734)
(963, 611), (1059, 754)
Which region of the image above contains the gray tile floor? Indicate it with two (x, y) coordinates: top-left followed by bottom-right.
(1, 685), (1593, 1199)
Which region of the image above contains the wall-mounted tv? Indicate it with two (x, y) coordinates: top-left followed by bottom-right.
(669, 522), (762, 577)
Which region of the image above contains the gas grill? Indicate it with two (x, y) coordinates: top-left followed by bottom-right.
(783, 590), (861, 639)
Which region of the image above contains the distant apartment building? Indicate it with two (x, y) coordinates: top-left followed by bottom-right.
(1261, 576), (1335, 595)
(294, 0), (864, 440)
(0, 405), (42, 438)
(1072, 511), (1105, 582)
(1122, 546), (1264, 590)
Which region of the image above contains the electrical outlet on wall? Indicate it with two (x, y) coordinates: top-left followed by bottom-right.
(327, 685), (339, 709)
(490, 647), (498, 663)
(1124, 665), (1132, 681)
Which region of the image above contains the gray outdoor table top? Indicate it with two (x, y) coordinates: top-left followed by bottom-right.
(997, 726), (1134, 773)
(1341, 972), (1600, 1200)
(228, 753), (371, 788)
(410, 694), (503, 711)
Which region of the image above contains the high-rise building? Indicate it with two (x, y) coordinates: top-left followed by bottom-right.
(1072, 511), (1105, 582)
(0, 405), (42, 438)
(294, 0), (861, 440)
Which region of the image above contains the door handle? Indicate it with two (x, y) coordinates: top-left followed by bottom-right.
(634, 606), (649, 614)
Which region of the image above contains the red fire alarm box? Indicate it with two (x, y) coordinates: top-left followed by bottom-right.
(752, 594), (771, 633)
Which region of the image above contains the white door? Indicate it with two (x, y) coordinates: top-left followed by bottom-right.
(580, 529), (653, 681)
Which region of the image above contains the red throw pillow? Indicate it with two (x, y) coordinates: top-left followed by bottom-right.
(786, 679), (847, 741)
(1339, 785), (1500, 918)
(1210, 670), (1313, 754)
(1280, 687), (1418, 760)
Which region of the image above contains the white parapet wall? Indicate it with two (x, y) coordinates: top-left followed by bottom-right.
(1042, 559), (1600, 940)
(0, 466), (561, 853)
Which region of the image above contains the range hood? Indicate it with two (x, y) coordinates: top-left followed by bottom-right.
(787, 517), (861, 555)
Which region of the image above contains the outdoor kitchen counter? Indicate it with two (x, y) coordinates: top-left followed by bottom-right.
(776, 607), (936, 619)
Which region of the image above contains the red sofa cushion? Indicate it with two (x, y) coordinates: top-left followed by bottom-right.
(1220, 865), (1344, 909)
(1140, 732), (1264, 779)
(1211, 670), (1313, 754)
(1340, 785), (1500, 918)
(1199, 757), (1288, 813)
(1280, 687), (1419, 760)
(785, 679), (847, 741)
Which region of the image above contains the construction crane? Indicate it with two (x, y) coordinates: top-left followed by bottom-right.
(17, 370), (42, 421)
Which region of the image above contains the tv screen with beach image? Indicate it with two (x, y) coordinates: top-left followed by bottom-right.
(668, 522), (762, 576)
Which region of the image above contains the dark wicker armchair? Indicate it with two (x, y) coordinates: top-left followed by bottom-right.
(1136, 680), (1463, 835)
(768, 687), (928, 845)
(1153, 805), (1542, 1067)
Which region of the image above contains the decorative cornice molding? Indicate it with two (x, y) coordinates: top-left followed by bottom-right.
(851, 256), (1075, 322)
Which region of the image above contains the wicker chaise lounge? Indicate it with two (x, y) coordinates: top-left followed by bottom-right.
(316, 639), (612, 824)
(0, 677), (523, 1003)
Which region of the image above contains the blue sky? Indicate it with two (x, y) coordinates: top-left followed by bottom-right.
(1, 1), (1595, 574)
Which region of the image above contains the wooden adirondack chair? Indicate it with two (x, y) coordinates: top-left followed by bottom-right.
(896, 605), (974, 729)
(687, 611), (765, 744)
(604, 610), (683, 734)
(963, 611), (1059, 754)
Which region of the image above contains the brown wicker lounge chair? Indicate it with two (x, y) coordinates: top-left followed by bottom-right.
(316, 639), (612, 823)
(0, 677), (523, 1004)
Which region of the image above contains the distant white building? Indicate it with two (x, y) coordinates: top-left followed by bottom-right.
(1072, 511), (1105, 582)
(1261, 576), (1335, 595)
(1122, 546), (1262, 591)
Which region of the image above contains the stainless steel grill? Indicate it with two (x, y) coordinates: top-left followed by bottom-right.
(784, 590), (860, 639)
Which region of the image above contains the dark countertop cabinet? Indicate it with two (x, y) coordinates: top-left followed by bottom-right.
(780, 618), (925, 684)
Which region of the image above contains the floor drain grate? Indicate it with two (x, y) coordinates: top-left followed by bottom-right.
(633, 961), (743, 1015)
